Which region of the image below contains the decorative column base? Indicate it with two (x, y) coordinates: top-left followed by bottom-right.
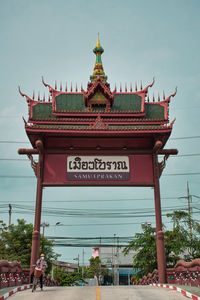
(30, 230), (40, 274)
(156, 230), (166, 283)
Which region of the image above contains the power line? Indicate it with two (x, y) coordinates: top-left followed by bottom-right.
(0, 159), (28, 161)
(0, 196), (188, 203)
(0, 175), (35, 178)
(1, 203), (199, 219)
(164, 172), (200, 176)
(54, 243), (129, 247)
(10, 203), (190, 211)
(170, 136), (200, 140)
(0, 141), (29, 144)
(46, 236), (134, 240)
(172, 154), (200, 157)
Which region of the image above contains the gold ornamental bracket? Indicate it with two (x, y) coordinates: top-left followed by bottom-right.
(27, 154), (38, 177)
(18, 140), (44, 179)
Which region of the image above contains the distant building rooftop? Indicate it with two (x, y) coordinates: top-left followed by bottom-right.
(52, 260), (78, 273)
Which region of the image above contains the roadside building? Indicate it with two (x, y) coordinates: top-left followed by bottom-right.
(92, 247), (138, 285)
(52, 260), (78, 273)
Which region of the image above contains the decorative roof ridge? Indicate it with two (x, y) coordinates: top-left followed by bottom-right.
(145, 87), (177, 104)
(19, 86), (52, 103)
(142, 77), (155, 94)
(163, 87), (177, 103)
(115, 92), (143, 95)
(26, 123), (172, 133)
(22, 116), (28, 126)
(18, 86), (34, 103)
(42, 76), (54, 93)
(170, 118), (176, 128)
(55, 91), (83, 96)
(83, 76), (114, 96)
(114, 78), (154, 94)
(42, 76), (83, 94)
(90, 114), (108, 130)
(82, 76), (115, 106)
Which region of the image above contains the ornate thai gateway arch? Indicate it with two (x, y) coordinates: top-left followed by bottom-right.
(18, 36), (178, 283)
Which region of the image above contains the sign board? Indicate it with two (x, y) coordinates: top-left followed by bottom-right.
(67, 156), (130, 181)
(43, 154), (154, 186)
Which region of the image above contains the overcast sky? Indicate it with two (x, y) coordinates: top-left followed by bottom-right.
(0, 0), (200, 264)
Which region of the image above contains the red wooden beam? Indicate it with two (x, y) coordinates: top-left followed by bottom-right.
(18, 148), (39, 155)
(18, 147), (178, 156)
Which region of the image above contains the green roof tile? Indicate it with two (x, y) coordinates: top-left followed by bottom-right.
(56, 94), (85, 111)
(144, 104), (164, 120)
(31, 94), (165, 121)
(111, 94), (142, 112)
(32, 103), (56, 119)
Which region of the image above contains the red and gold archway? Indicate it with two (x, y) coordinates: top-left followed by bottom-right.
(18, 36), (178, 283)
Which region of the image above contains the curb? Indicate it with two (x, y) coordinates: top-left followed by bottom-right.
(0, 285), (31, 300)
(151, 283), (200, 300)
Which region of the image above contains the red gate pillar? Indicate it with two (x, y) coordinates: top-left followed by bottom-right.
(153, 153), (167, 283)
(30, 140), (44, 274)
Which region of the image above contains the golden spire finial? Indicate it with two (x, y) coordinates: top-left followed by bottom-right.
(97, 33), (100, 47)
(90, 34), (107, 82)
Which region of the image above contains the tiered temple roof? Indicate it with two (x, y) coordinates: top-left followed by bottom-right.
(19, 36), (176, 147)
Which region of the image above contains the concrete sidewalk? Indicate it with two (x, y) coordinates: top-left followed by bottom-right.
(0, 287), (16, 296)
(172, 285), (200, 297)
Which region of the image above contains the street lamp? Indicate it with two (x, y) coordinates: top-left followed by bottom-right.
(141, 222), (152, 227)
(54, 222), (62, 234)
(55, 222), (61, 226)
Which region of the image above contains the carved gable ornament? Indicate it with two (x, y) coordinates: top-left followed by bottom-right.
(90, 115), (108, 130)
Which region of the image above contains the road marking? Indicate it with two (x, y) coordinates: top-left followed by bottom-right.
(96, 286), (101, 300)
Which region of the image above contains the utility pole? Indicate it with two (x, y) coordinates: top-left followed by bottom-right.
(116, 237), (119, 285)
(82, 249), (84, 279)
(187, 181), (192, 234)
(112, 246), (114, 285)
(78, 254), (80, 271)
(73, 254), (80, 272)
(179, 182), (193, 235)
(40, 221), (49, 252)
(9, 204), (12, 226)
(40, 221), (49, 236)
(113, 234), (116, 285)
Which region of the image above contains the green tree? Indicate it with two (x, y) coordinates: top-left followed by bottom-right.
(0, 220), (8, 260)
(166, 210), (200, 261)
(53, 267), (82, 286)
(1, 219), (33, 266)
(1, 219), (59, 274)
(86, 256), (108, 285)
(123, 211), (200, 279)
(123, 224), (157, 279)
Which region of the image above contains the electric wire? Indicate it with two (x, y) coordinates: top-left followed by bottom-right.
(0, 196), (190, 203)
(1, 203), (199, 219)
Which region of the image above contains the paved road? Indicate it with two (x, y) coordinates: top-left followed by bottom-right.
(10, 286), (186, 300)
